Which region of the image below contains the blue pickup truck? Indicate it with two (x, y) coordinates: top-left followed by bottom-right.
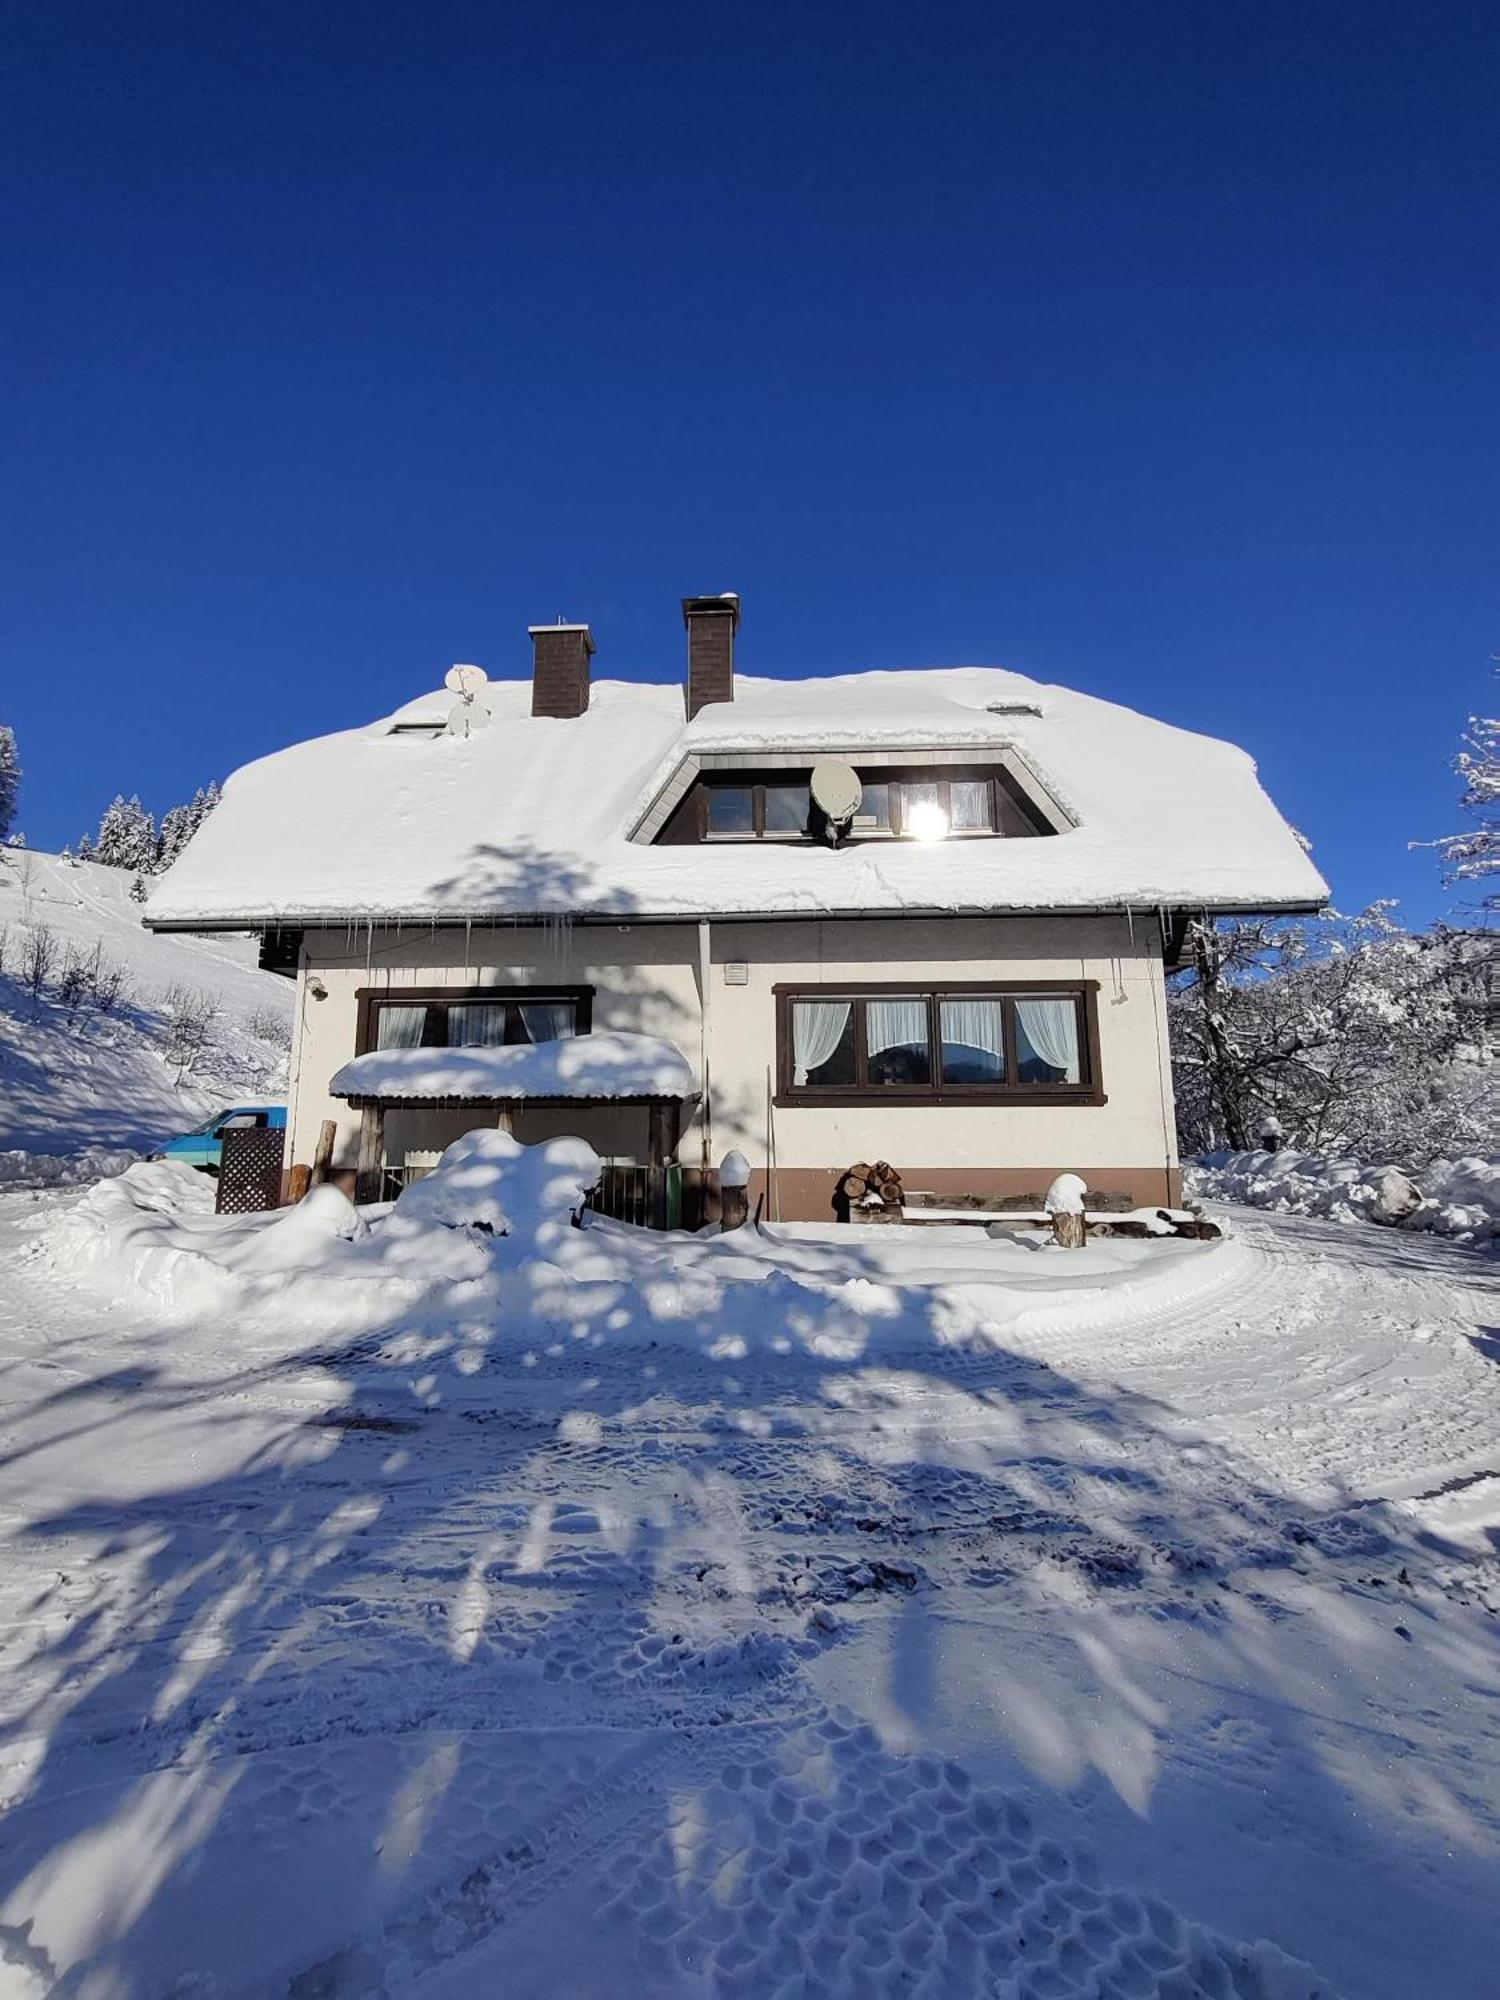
(152, 1104), (287, 1174)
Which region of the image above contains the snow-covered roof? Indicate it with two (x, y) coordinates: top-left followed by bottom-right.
(329, 1030), (697, 1104)
(144, 667), (1327, 927)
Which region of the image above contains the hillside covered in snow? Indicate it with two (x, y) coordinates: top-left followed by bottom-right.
(0, 849), (293, 1179)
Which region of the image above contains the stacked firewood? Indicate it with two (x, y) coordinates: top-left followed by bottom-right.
(838, 1160), (903, 1208)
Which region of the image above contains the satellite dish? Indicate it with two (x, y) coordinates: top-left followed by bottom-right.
(810, 758), (863, 822)
(445, 663), (488, 698)
(445, 699), (491, 738)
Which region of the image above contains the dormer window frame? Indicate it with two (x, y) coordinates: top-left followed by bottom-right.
(631, 742), (1073, 847)
(700, 767), (1013, 843)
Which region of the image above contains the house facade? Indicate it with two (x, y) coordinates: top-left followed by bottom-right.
(144, 595), (1327, 1220)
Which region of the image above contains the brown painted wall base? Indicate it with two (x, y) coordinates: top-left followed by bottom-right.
(750, 1164), (1183, 1223)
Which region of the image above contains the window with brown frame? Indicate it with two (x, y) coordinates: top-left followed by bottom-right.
(774, 982), (1103, 1106)
(660, 765), (1054, 844)
(354, 986), (593, 1057)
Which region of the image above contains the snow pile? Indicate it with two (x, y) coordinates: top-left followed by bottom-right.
(0, 849), (292, 1169)
(1189, 1148), (1499, 1244)
(0, 1144), (138, 1188)
(47, 1158), (481, 1318)
(1043, 1171), (1088, 1213)
(331, 1030), (695, 1103)
(45, 1136), (1244, 1382)
(392, 1129), (600, 1243)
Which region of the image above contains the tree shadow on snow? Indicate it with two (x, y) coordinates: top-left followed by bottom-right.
(0, 1230), (1497, 1991)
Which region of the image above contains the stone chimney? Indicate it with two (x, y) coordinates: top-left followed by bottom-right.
(682, 593), (740, 719)
(529, 622), (594, 718)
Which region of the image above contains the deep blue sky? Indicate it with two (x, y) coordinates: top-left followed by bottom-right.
(3, 1), (1494, 922)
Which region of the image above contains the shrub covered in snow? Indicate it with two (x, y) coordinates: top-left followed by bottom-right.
(1188, 1148), (1498, 1245)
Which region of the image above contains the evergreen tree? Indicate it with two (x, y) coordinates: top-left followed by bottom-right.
(76, 832), (94, 863)
(93, 794), (158, 872)
(0, 726), (19, 843)
(157, 803), (195, 870)
(154, 779), (221, 872)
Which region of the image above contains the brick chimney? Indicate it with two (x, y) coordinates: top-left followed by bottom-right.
(529, 622), (594, 718)
(682, 593), (740, 719)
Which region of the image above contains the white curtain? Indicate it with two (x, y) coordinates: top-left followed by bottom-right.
(949, 780), (991, 832)
(518, 1002), (576, 1044)
(376, 1004), (426, 1050)
(792, 999), (852, 1084)
(1015, 996), (1080, 1081)
(448, 1003), (508, 1047)
(940, 998), (1004, 1072)
(865, 998), (928, 1059)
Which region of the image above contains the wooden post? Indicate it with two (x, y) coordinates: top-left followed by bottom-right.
(647, 1102), (672, 1169)
(355, 1101), (385, 1205)
(1052, 1210), (1087, 1250)
(311, 1119), (337, 1188)
(646, 1102), (672, 1231)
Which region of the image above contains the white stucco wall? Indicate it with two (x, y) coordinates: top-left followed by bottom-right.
(285, 914), (1178, 1201)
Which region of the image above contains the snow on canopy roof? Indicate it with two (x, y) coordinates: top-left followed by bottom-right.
(144, 667), (1327, 926)
(330, 1030), (696, 1104)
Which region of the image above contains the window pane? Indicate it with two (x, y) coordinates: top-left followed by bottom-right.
(940, 998), (1005, 1083)
(900, 782), (948, 841)
(706, 786), (754, 835)
(1014, 996), (1081, 1084)
(516, 1001), (576, 1043)
(852, 781), (891, 831)
(375, 1004), (426, 1050)
(791, 1000), (855, 1086)
(866, 997), (931, 1084)
(949, 780), (993, 833)
(448, 1002), (509, 1048)
(763, 783), (808, 834)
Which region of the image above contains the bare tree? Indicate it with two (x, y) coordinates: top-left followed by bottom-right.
(20, 923), (57, 1002)
(246, 1002), (293, 1049)
(91, 953), (130, 1015)
(56, 943), (94, 1017)
(1171, 906), (1484, 1167)
(160, 982), (222, 1079)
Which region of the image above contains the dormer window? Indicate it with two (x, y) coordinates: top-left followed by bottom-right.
(677, 765), (1050, 844)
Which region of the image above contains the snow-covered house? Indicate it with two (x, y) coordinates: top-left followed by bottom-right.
(143, 597), (1326, 1218)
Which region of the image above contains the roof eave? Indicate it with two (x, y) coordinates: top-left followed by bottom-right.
(144, 894), (1330, 934)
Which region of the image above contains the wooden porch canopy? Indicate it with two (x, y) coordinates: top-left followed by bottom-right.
(327, 1031), (701, 1204)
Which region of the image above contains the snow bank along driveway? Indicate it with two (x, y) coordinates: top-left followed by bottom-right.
(0, 1177), (1496, 1998)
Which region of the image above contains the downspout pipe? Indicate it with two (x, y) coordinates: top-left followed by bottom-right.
(697, 919), (713, 1171)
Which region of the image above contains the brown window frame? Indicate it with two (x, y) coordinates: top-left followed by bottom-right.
(774, 980), (1104, 1107)
(354, 984), (594, 1057)
(679, 765), (1052, 846)
(701, 776), (812, 842)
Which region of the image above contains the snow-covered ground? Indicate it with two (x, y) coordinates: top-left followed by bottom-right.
(1188, 1148), (1499, 1245)
(0, 850), (292, 1180)
(0, 1159), (1496, 1999)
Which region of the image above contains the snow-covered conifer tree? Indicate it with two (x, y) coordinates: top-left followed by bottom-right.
(93, 795), (158, 873)
(0, 726), (19, 843)
(156, 803), (195, 870)
(154, 780), (221, 872)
